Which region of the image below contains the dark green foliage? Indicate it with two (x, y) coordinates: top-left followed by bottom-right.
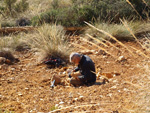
(31, 0), (136, 27)
(51, 0), (59, 9)
(31, 6), (96, 27)
(15, 0), (29, 13)
(129, 0), (150, 18)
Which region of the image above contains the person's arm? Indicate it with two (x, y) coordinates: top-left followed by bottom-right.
(71, 71), (81, 79)
(73, 66), (79, 72)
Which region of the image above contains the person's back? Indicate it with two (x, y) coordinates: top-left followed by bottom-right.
(76, 55), (96, 85)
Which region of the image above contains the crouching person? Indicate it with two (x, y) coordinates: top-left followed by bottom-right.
(69, 52), (96, 86)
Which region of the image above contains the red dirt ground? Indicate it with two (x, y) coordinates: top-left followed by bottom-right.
(0, 36), (149, 113)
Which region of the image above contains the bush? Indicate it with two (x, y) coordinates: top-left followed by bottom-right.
(31, 9), (59, 26)
(31, 0), (149, 27)
(15, 0), (29, 13)
(129, 0), (150, 18)
(31, 5), (96, 27)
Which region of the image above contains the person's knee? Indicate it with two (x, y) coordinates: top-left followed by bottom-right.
(70, 78), (76, 85)
(70, 78), (82, 86)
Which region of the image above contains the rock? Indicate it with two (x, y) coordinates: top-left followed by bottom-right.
(55, 104), (59, 108)
(117, 56), (127, 62)
(5, 59), (12, 65)
(11, 68), (15, 71)
(80, 50), (95, 55)
(101, 72), (113, 78)
(118, 90), (121, 92)
(111, 85), (117, 89)
(25, 88), (29, 90)
(73, 98), (78, 101)
(51, 75), (61, 86)
(0, 57), (6, 64)
(18, 93), (23, 96)
(96, 49), (107, 55)
(59, 101), (64, 104)
(79, 96), (84, 100)
(0, 50), (17, 63)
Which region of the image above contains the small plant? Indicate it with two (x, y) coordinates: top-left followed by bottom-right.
(50, 106), (58, 111)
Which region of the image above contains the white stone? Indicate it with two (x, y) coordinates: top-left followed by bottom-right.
(59, 101), (64, 104)
(55, 104), (59, 108)
(74, 98), (78, 101)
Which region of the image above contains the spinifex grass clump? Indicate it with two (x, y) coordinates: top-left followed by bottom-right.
(85, 20), (150, 41)
(0, 35), (25, 52)
(26, 24), (71, 62)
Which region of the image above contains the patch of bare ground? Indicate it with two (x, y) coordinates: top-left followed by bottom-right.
(0, 36), (149, 112)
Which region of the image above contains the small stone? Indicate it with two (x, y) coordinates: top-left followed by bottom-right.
(113, 80), (118, 83)
(0, 57), (6, 64)
(111, 85), (117, 89)
(22, 68), (27, 71)
(99, 95), (103, 98)
(124, 88), (128, 91)
(117, 56), (126, 62)
(73, 98), (78, 101)
(59, 101), (64, 104)
(97, 49), (107, 55)
(55, 104), (59, 108)
(11, 68), (15, 71)
(107, 93), (112, 97)
(25, 88), (29, 90)
(79, 96), (84, 100)
(18, 93), (23, 96)
(40, 98), (43, 101)
(80, 50), (95, 55)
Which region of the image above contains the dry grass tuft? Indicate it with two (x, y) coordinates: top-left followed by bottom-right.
(24, 24), (71, 62)
(0, 34), (26, 52)
(85, 20), (150, 41)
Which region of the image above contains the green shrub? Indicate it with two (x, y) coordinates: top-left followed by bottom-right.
(15, 0), (29, 13)
(31, 9), (59, 26)
(31, 5), (96, 27)
(129, 0), (150, 18)
(31, 0), (148, 27)
(51, 0), (59, 9)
